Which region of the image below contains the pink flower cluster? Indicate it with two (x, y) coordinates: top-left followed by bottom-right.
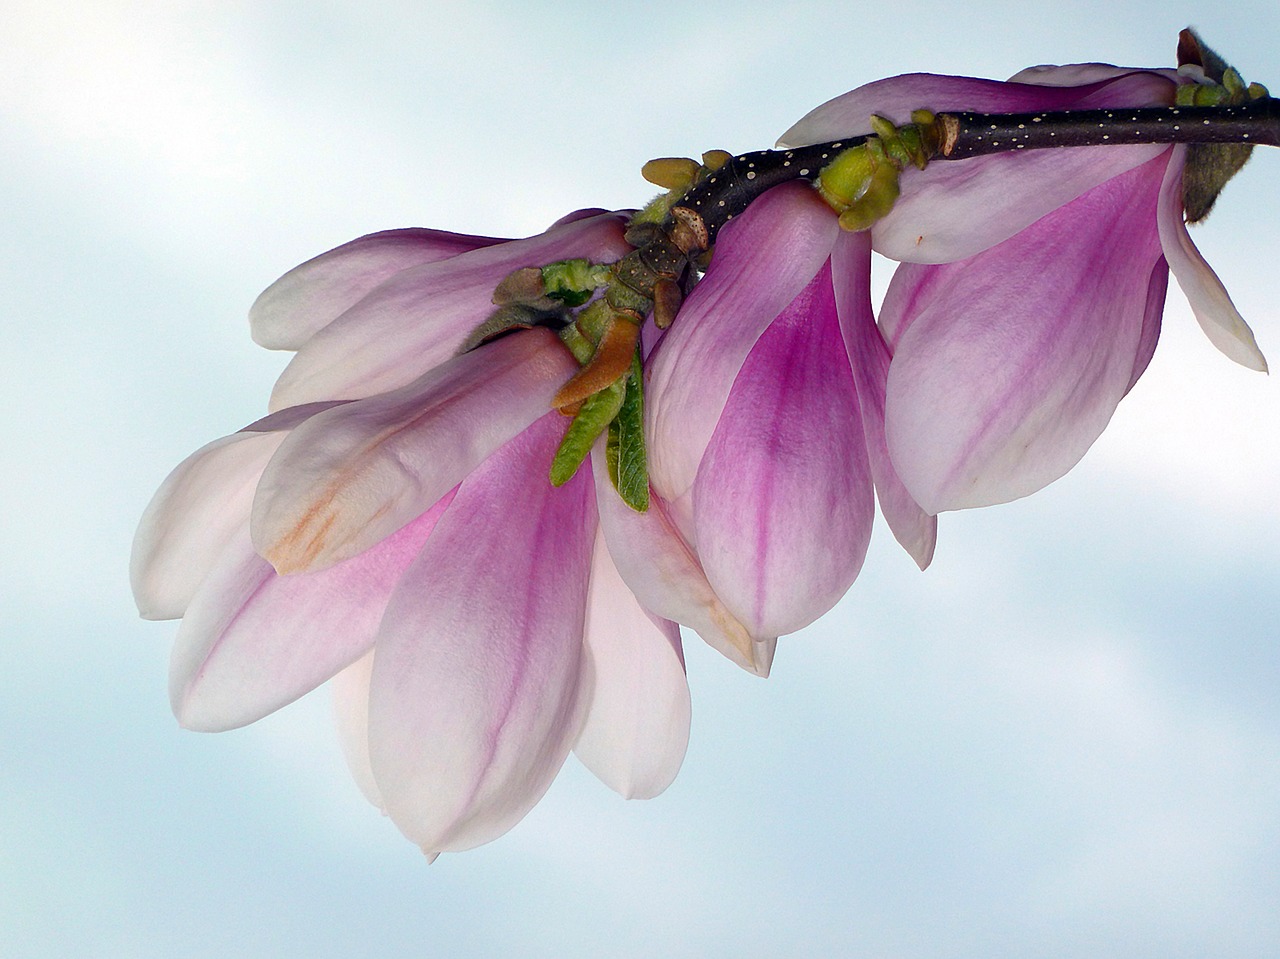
(132, 63), (1266, 856)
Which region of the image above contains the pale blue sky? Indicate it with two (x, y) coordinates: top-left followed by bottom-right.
(3, 2), (1278, 956)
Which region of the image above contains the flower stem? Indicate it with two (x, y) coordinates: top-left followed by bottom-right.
(936, 98), (1280, 160)
(673, 140), (867, 242)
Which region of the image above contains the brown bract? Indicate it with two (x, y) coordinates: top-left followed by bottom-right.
(552, 316), (641, 410)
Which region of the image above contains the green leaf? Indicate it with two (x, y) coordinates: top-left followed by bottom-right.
(609, 354), (649, 511)
(549, 381), (625, 487)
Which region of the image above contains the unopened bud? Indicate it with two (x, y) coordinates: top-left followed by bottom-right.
(701, 149), (732, 171)
(835, 160), (901, 232)
(642, 157), (702, 191)
(493, 267), (547, 305)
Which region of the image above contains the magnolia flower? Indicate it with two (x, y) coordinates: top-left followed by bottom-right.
(136, 52), (1272, 858)
(636, 181), (936, 656)
(782, 64), (1268, 512)
(132, 216), (693, 856)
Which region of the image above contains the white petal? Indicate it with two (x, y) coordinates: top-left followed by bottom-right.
(332, 650), (383, 811)
(1157, 146), (1268, 371)
(574, 534), (690, 800)
(132, 402), (348, 619)
(132, 430), (286, 620)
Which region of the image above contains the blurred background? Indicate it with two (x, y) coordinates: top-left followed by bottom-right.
(2, 1), (1277, 956)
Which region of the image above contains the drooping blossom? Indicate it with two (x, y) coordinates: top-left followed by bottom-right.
(781, 63), (1267, 513)
(132, 215), (694, 856)
(135, 49), (1274, 858)
(636, 180), (937, 657)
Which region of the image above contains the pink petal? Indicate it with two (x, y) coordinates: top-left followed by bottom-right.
(647, 182), (839, 508)
(573, 533), (690, 800)
(171, 492), (454, 732)
(1157, 146), (1268, 371)
(368, 414), (595, 855)
(250, 228), (505, 351)
(331, 651), (383, 810)
(592, 451), (775, 677)
(780, 71), (1176, 264)
(780, 69), (1173, 147)
(251, 328), (577, 573)
(269, 212), (630, 409)
(692, 261), (874, 638)
(1007, 64), (1180, 86)
(878, 247), (951, 352)
(883, 154), (1168, 512)
(547, 208), (622, 227)
(832, 229), (937, 568)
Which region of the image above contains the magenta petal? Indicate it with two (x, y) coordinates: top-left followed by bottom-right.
(1157, 146), (1268, 371)
(250, 228), (505, 351)
(592, 451), (774, 677)
(269, 212), (630, 409)
(693, 261), (874, 638)
(780, 69), (1175, 147)
(368, 415), (595, 855)
(831, 230), (937, 568)
(883, 155), (1169, 512)
(1128, 259), (1168, 393)
(647, 182), (839, 507)
(251, 329), (576, 573)
(171, 493), (453, 732)
(574, 534), (690, 800)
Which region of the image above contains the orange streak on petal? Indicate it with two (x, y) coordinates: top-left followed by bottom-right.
(264, 502), (339, 574)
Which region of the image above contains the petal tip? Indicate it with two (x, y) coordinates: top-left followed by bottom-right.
(135, 601), (174, 622)
(750, 637), (776, 678)
(909, 525), (939, 571)
(172, 697), (222, 733)
(171, 667), (255, 734)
